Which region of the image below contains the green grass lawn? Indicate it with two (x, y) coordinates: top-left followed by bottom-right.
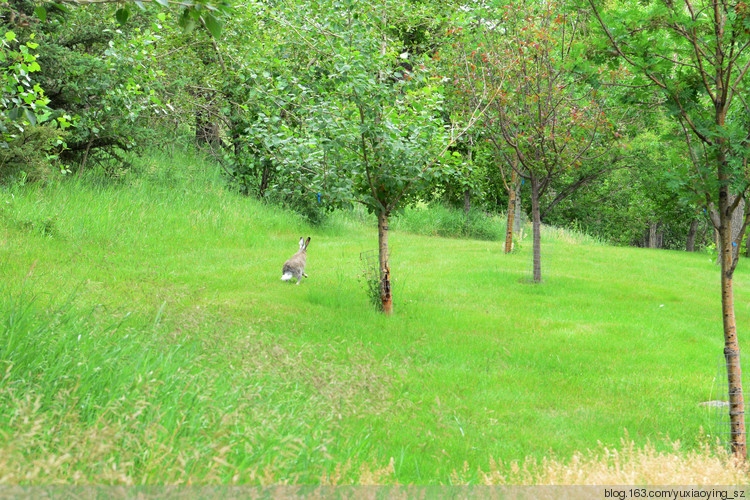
(0, 152), (746, 484)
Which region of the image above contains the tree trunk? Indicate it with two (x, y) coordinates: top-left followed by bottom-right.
(720, 218), (747, 458)
(514, 179), (523, 235)
(464, 141), (472, 217)
(648, 222), (659, 249)
(530, 176), (542, 283)
(718, 180), (747, 458)
(78, 138), (94, 179)
(505, 168), (518, 254)
(259, 163), (271, 198)
(686, 219), (699, 252)
(377, 211), (393, 315)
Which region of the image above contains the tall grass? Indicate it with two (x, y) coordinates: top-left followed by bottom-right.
(0, 290), (397, 483)
(475, 438), (749, 485)
(391, 203), (506, 241)
(0, 149), (747, 484)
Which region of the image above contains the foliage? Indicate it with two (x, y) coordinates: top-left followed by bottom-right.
(2, 0), (709, 259)
(0, 31), (49, 140)
(246, 0), (453, 218)
(0, 29), (71, 181)
(1, 0), (733, 253)
(545, 128), (707, 249)
(1, 3), (170, 178)
(0, 125), (68, 182)
(588, 0), (750, 242)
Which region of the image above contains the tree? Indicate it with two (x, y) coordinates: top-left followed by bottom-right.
(588, 0), (750, 458)
(452, 0), (618, 282)
(249, 0), (484, 313)
(439, 20), (519, 253)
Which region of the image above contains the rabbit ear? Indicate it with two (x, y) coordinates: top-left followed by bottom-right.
(298, 237), (304, 249)
(304, 237), (311, 249)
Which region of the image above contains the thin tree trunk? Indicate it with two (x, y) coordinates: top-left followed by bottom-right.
(530, 176), (542, 283)
(505, 168), (518, 254)
(78, 138), (94, 179)
(465, 141), (472, 217)
(718, 170), (747, 458)
(698, 219), (709, 250)
(686, 219), (699, 252)
(648, 222), (659, 249)
(377, 211), (393, 315)
(720, 218), (747, 458)
(259, 164), (271, 198)
(514, 179), (522, 235)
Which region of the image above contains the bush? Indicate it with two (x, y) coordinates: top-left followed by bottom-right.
(0, 126), (67, 184)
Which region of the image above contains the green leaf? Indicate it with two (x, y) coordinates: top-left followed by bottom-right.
(178, 9), (197, 33)
(203, 13), (223, 38)
(5, 31), (16, 42)
(116, 8), (130, 26)
(51, 3), (70, 14)
(155, 0), (170, 6)
(34, 6), (47, 22)
(134, 0), (146, 10)
(23, 108), (37, 126)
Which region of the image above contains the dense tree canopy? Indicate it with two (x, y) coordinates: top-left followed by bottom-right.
(0, 0), (734, 269)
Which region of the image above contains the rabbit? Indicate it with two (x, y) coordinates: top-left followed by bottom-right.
(281, 237), (310, 284)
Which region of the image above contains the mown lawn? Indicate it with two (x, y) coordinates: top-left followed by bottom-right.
(0, 153), (747, 484)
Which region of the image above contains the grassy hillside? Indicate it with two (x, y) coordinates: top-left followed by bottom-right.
(0, 152), (748, 484)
